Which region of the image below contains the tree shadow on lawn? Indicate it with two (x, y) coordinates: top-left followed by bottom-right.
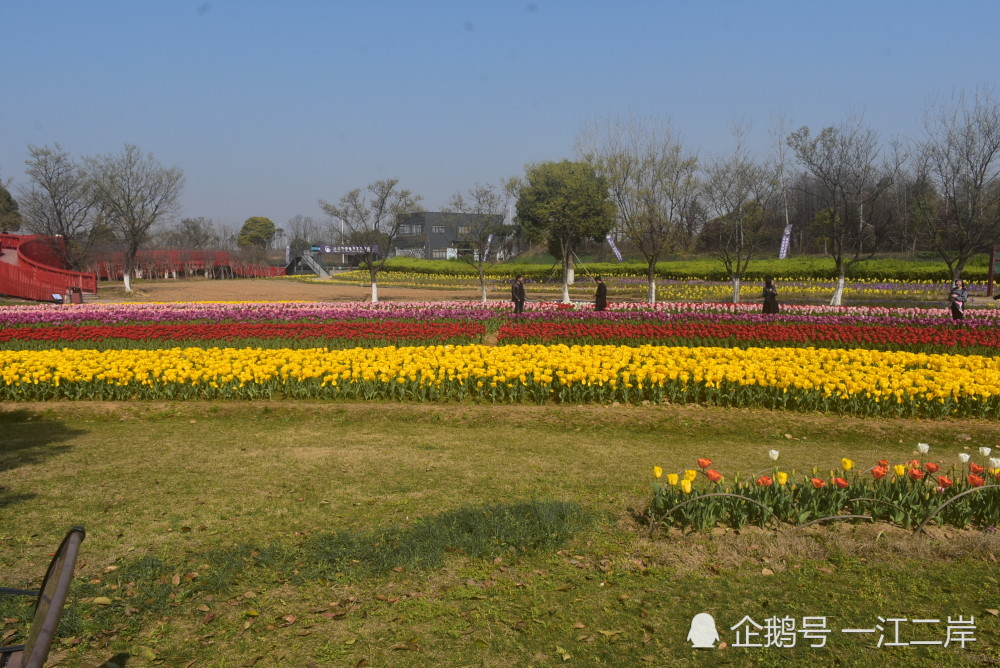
(0, 409), (86, 508)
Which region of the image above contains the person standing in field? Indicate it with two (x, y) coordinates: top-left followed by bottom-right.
(511, 274), (526, 314)
(594, 275), (608, 311)
(949, 279), (968, 322)
(762, 277), (780, 314)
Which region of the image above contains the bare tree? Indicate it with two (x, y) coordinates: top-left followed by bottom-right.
(86, 144), (185, 292)
(703, 124), (779, 303)
(0, 170), (22, 234)
(443, 179), (518, 302)
(318, 178), (421, 302)
(17, 144), (97, 269)
(161, 217), (219, 249)
(787, 116), (900, 305)
(917, 88), (1000, 281)
(287, 214), (321, 257)
(578, 115), (699, 303)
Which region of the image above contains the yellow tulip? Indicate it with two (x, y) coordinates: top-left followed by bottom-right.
(653, 466), (663, 479)
(680, 479), (692, 494)
(893, 464), (906, 477)
(841, 458), (854, 472)
(684, 469), (698, 482)
(666, 473), (679, 486)
(776, 471), (788, 485)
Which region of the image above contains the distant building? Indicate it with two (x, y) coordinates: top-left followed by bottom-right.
(393, 212), (514, 261)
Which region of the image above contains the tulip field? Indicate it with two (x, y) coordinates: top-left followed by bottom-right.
(3, 300), (1000, 418)
(2, 295), (999, 666)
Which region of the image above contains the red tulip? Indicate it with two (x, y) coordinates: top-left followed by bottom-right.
(706, 469), (723, 483)
(697, 458), (712, 469)
(908, 468), (924, 481)
(967, 474), (985, 487)
(871, 466), (888, 480)
(811, 477), (826, 489)
(756, 475), (773, 487)
(924, 462), (940, 474)
(833, 477), (849, 489)
(937, 475), (953, 488)
(970, 463), (985, 475)
(877, 459), (890, 468)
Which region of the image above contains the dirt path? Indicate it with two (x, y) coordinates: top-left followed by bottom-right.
(90, 278), (490, 304)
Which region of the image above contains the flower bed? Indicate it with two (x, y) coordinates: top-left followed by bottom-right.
(650, 449), (1000, 532)
(4, 343), (1000, 417)
(0, 321), (485, 349)
(0, 301), (510, 327)
(497, 320), (1000, 353)
(6, 300), (998, 329)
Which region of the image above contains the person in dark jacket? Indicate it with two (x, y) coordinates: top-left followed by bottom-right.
(949, 280), (968, 321)
(762, 278), (780, 314)
(594, 275), (608, 311)
(511, 275), (526, 313)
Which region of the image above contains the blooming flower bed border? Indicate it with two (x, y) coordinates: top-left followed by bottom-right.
(649, 450), (1000, 532)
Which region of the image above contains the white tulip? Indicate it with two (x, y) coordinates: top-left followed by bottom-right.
(916, 443), (930, 454)
(768, 449), (780, 461)
(958, 453), (971, 463)
(990, 457), (1000, 469)
(979, 447), (992, 457)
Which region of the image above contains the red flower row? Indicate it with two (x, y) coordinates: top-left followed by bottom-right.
(0, 321), (485, 344)
(496, 321), (1000, 348)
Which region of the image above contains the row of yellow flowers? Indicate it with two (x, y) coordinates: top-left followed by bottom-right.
(318, 271), (961, 301)
(3, 344), (1000, 416)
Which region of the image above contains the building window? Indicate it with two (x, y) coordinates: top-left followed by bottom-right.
(399, 223), (423, 235)
(457, 225), (471, 235)
(431, 249), (447, 259)
(431, 225), (446, 234)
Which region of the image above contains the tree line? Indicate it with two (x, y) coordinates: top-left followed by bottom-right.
(2, 88), (998, 302)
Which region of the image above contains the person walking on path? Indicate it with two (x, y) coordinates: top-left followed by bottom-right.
(511, 275), (526, 314)
(949, 280), (968, 322)
(762, 277), (780, 314)
(594, 275), (608, 311)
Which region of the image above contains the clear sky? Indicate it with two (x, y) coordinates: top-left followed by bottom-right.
(3, 1), (999, 234)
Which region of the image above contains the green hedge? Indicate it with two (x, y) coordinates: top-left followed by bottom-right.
(382, 255), (990, 283)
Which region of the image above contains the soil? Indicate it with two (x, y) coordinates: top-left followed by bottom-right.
(90, 278), (487, 304)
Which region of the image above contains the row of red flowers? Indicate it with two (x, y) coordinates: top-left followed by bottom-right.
(0, 321), (485, 344)
(496, 321), (1000, 349)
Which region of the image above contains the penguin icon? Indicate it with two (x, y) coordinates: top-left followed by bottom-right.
(686, 612), (720, 648)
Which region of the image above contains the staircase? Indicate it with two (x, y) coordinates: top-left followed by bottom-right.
(297, 252), (331, 278)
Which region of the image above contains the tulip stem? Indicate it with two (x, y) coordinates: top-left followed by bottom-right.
(847, 497), (915, 525)
(915, 486), (996, 534)
(649, 493), (775, 537)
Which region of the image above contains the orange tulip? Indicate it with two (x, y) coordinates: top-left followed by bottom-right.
(908, 468), (925, 481)
(756, 475), (773, 487)
(970, 463), (985, 475)
(937, 475), (953, 488)
(706, 469), (723, 484)
(871, 466), (888, 480)
(811, 477), (826, 489)
(833, 477), (849, 489)
(924, 462), (940, 474)
(967, 474), (985, 487)
(697, 458), (712, 469)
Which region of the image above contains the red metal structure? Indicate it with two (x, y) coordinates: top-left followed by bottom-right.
(1, 235), (287, 303)
(0, 234), (98, 302)
(89, 249), (287, 280)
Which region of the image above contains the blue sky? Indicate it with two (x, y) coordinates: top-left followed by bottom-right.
(3, 1), (999, 233)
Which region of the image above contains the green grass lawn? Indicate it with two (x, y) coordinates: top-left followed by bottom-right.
(1, 402), (999, 667)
